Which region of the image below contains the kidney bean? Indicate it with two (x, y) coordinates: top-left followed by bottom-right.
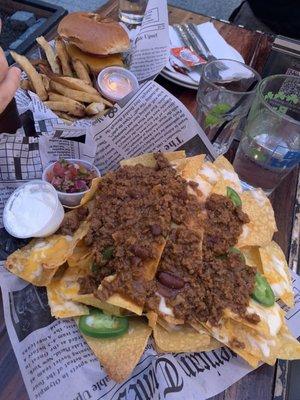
(157, 283), (176, 298)
(157, 271), (185, 289)
(150, 224), (162, 236)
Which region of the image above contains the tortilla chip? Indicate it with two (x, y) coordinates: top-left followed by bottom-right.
(5, 221), (89, 286)
(163, 315), (185, 325)
(276, 325), (300, 360)
(120, 151), (186, 168)
(225, 300), (284, 338)
(106, 293), (143, 316)
(153, 323), (210, 352)
(67, 240), (93, 269)
(237, 189), (277, 248)
(72, 293), (123, 316)
(80, 177), (102, 205)
(173, 155), (212, 200)
(80, 317), (152, 382)
(144, 241), (166, 281)
(184, 323), (224, 351)
(212, 156), (242, 194)
(207, 318), (278, 365)
(177, 155), (206, 180)
(146, 311), (158, 328)
(259, 241), (294, 307)
(98, 276), (143, 315)
(47, 264), (90, 318)
(240, 246), (263, 272)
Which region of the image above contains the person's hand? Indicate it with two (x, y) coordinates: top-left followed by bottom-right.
(0, 47), (21, 114)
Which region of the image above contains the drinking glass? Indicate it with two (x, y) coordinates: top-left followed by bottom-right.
(119, 0), (148, 25)
(196, 59), (261, 155)
(233, 74), (300, 195)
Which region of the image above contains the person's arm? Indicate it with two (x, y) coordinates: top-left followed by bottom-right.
(0, 47), (21, 114)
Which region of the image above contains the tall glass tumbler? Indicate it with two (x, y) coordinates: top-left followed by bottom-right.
(233, 74), (300, 195)
(119, 0), (148, 25)
(196, 59), (261, 155)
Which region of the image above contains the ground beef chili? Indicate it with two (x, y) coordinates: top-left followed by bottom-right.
(77, 154), (258, 326)
(59, 207), (88, 236)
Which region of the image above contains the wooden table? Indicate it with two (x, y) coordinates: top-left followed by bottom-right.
(1, 1), (299, 400)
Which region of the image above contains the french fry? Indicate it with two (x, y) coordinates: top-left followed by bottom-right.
(55, 111), (76, 123)
(41, 74), (50, 92)
(10, 51), (48, 101)
(44, 101), (85, 117)
(55, 38), (72, 76)
(102, 98), (113, 107)
(85, 102), (105, 116)
(36, 36), (61, 74)
(50, 75), (99, 96)
(49, 81), (102, 103)
(48, 92), (84, 106)
(31, 58), (49, 67)
(20, 80), (33, 91)
(72, 59), (92, 85)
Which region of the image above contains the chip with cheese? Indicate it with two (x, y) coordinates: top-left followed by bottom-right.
(212, 156), (242, 195)
(237, 189), (277, 247)
(153, 323), (211, 352)
(47, 264), (90, 318)
(120, 151), (186, 168)
(259, 241), (294, 307)
(5, 220), (89, 286)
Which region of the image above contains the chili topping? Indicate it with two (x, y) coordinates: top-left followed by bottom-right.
(59, 154), (258, 325)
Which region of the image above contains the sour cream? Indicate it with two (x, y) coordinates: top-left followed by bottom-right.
(3, 180), (64, 239)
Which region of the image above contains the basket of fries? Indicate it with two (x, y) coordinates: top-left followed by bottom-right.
(11, 13), (131, 124)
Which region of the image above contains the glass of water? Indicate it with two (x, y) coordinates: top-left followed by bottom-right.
(233, 74), (300, 195)
(196, 59), (261, 155)
(119, 0), (148, 25)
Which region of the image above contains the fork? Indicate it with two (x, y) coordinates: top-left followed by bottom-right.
(185, 23), (216, 62)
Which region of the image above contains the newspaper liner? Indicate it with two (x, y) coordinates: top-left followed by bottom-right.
(1, 8), (300, 400)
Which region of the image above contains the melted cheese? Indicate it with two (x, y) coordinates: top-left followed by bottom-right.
(157, 294), (174, 316)
(199, 165), (219, 183)
(271, 282), (286, 297)
(219, 169), (240, 186)
(271, 255), (287, 278)
(240, 225), (250, 241)
(190, 177), (212, 198)
(247, 302), (282, 336)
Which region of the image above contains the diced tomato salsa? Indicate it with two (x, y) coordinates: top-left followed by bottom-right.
(47, 159), (97, 193)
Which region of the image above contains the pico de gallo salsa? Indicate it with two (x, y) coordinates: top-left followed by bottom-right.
(46, 159), (97, 193)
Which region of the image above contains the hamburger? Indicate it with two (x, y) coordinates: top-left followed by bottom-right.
(57, 12), (130, 74)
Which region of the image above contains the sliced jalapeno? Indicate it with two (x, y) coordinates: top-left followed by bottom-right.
(251, 272), (275, 307)
(226, 186), (242, 207)
(229, 247), (246, 263)
(79, 308), (129, 338)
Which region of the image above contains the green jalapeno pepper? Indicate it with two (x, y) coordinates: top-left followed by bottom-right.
(251, 272), (275, 307)
(79, 308), (129, 338)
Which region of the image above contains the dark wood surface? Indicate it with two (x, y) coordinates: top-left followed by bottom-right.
(0, 2), (298, 400)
